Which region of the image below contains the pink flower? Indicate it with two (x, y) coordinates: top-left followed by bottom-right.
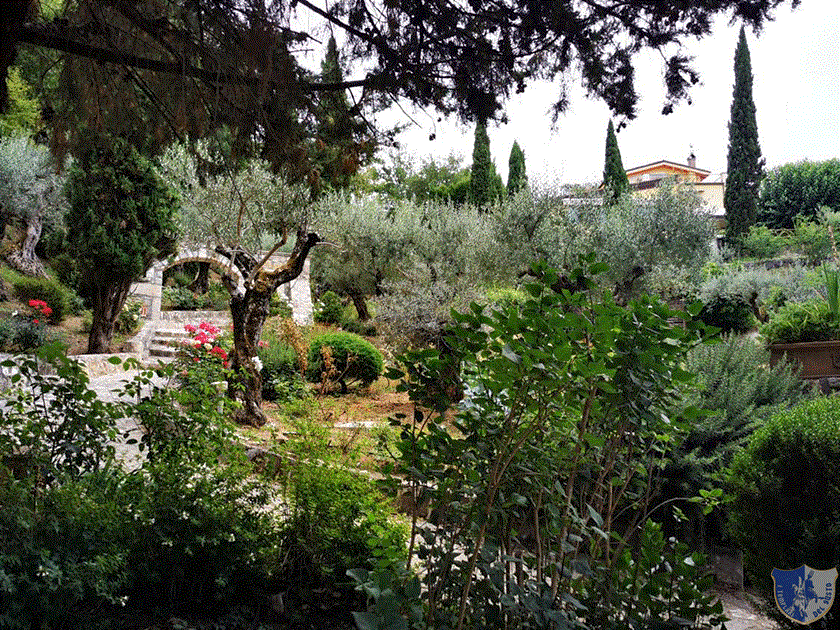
(258, 341), (268, 348)
(185, 324), (197, 333)
(41, 306), (52, 317)
(33, 319), (39, 324)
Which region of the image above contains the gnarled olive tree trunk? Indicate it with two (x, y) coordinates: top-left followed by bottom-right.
(7, 213), (47, 277)
(222, 230), (319, 427)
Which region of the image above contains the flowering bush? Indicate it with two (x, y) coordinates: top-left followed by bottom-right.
(0, 301), (57, 352)
(27, 299), (53, 324)
(175, 321), (232, 391)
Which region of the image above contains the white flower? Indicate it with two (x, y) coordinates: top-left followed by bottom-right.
(251, 356), (263, 372)
(204, 342), (212, 350)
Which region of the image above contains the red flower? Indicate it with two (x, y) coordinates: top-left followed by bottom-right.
(41, 306), (52, 317)
(33, 319), (39, 324)
(185, 324), (197, 334)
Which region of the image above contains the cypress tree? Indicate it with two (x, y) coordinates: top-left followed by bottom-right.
(725, 26), (764, 241)
(470, 122), (493, 208)
(603, 119), (629, 204)
(507, 140), (527, 194)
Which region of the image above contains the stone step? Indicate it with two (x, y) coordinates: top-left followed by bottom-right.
(148, 341), (180, 358)
(153, 328), (192, 339)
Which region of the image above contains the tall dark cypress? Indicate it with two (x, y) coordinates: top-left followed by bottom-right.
(724, 26), (764, 241)
(315, 35), (355, 190)
(603, 119), (629, 204)
(470, 122), (493, 208)
(507, 140), (527, 195)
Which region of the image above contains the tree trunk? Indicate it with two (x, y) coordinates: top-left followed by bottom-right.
(349, 291), (370, 321)
(222, 230), (320, 426)
(191, 261), (210, 294)
(228, 286), (271, 427)
(87, 278), (131, 353)
(7, 213), (47, 277)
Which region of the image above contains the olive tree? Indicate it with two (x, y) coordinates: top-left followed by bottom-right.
(0, 135), (66, 276)
(159, 141), (316, 427)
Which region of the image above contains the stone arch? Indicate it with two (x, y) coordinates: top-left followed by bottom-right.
(131, 247), (245, 321)
(129, 247), (313, 325)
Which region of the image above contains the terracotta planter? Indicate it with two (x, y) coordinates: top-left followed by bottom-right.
(769, 340), (840, 379)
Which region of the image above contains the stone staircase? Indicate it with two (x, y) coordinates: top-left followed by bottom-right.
(140, 310), (233, 364)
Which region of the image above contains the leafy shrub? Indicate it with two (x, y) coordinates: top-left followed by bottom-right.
(0, 473), (131, 630)
(258, 333), (302, 401)
(484, 286), (527, 310)
(791, 214), (835, 265)
(162, 286), (203, 310)
(115, 299), (144, 335)
(698, 293), (755, 333)
(739, 224), (788, 259)
(0, 349), (284, 626)
(371, 259), (719, 629)
(79, 309), (93, 333)
(307, 332), (383, 391)
(269, 291), (292, 318)
(279, 422), (406, 588)
(12, 275), (69, 323)
(174, 322), (232, 392)
(658, 334), (811, 544)
(761, 299), (840, 343)
(728, 397), (840, 617)
(341, 319), (377, 336)
(0, 315), (54, 352)
(314, 290), (344, 325)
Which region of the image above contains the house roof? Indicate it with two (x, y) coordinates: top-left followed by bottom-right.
(625, 159), (711, 179)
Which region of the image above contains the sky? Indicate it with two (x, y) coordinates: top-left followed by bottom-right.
(369, 0), (839, 187)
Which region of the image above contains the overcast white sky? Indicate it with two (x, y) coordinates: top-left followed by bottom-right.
(369, 0), (839, 186)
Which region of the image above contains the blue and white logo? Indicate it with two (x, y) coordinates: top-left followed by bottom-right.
(772, 565), (837, 625)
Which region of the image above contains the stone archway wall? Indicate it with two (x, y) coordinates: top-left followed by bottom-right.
(129, 247), (313, 325)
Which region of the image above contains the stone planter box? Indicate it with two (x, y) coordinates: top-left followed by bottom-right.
(769, 340), (840, 379)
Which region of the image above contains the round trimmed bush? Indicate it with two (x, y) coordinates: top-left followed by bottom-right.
(307, 332), (383, 391)
(698, 294), (755, 333)
(728, 397), (840, 615)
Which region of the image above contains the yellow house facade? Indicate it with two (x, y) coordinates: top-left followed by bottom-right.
(625, 155), (725, 219)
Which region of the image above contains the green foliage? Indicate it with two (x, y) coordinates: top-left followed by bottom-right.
(590, 520), (726, 630)
(269, 292), (292, 318)
(739, 224), (787, 259)
(279, 422), (407, 588)
(0, 472), (131, 630)
(314, 289), (345, 325)
(0, 68), (40, 136)
(790, 210), (840, 265)
(0, 349), (285, 627)
(12, 275), (69, 324)
(658, 334), (811, 543)
(0, 315), (55, 352)
(761, 299), (840, 343)
(728, 397), (840, 616)
(484, 286), (527, 310)
(257, 331), (302, 401)
(307, 332), (383, 389)
(372, 258), (716, 629)
(698, 294), (755, 333)
(759, 159), (840, 228)
(342, 319), (377, 336)
(66, 134), (179, 283)
(598, 180), (715, 299)
(602, 119), (629, 204)
(162, 285), (228, 311)
(506, 140), (527, 195)
(469, 122), (494, 208)
(724, 27), (764, 240)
